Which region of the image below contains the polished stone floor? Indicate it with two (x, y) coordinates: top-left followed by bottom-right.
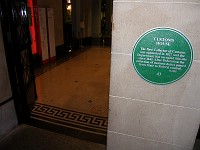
(30, 46), (111, 144)
(35, 46), (110, 116)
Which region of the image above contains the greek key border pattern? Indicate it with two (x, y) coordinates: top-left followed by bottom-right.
(31, 103), (108, 134)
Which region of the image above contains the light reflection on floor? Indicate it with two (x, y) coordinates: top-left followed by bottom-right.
(35, 47), (110, 116)
(30, 46), (111, 144)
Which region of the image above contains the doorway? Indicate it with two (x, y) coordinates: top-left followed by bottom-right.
(29, 0), (113, 145)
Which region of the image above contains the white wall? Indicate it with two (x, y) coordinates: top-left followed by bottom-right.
(108, 0), (200, 149)
(0, 24), (18, 139)
(0, 27), (12, 103)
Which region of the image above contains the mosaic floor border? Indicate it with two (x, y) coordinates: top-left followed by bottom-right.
(30, 102), (108, 144)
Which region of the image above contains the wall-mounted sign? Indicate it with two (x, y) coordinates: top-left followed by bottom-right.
(132, 28), (193, 85)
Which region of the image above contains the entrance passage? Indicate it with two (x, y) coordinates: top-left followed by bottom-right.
(30, 47), (111, 144)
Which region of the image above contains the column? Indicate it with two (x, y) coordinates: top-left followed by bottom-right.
(92, 0), (101, 38)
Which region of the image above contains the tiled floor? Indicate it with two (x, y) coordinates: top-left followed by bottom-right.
(30, 46), (111, 144)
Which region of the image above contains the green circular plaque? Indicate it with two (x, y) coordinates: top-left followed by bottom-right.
(132, 28), (193, 85)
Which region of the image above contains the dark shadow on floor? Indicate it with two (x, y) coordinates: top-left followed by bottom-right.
(0, 125), (106, 150)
